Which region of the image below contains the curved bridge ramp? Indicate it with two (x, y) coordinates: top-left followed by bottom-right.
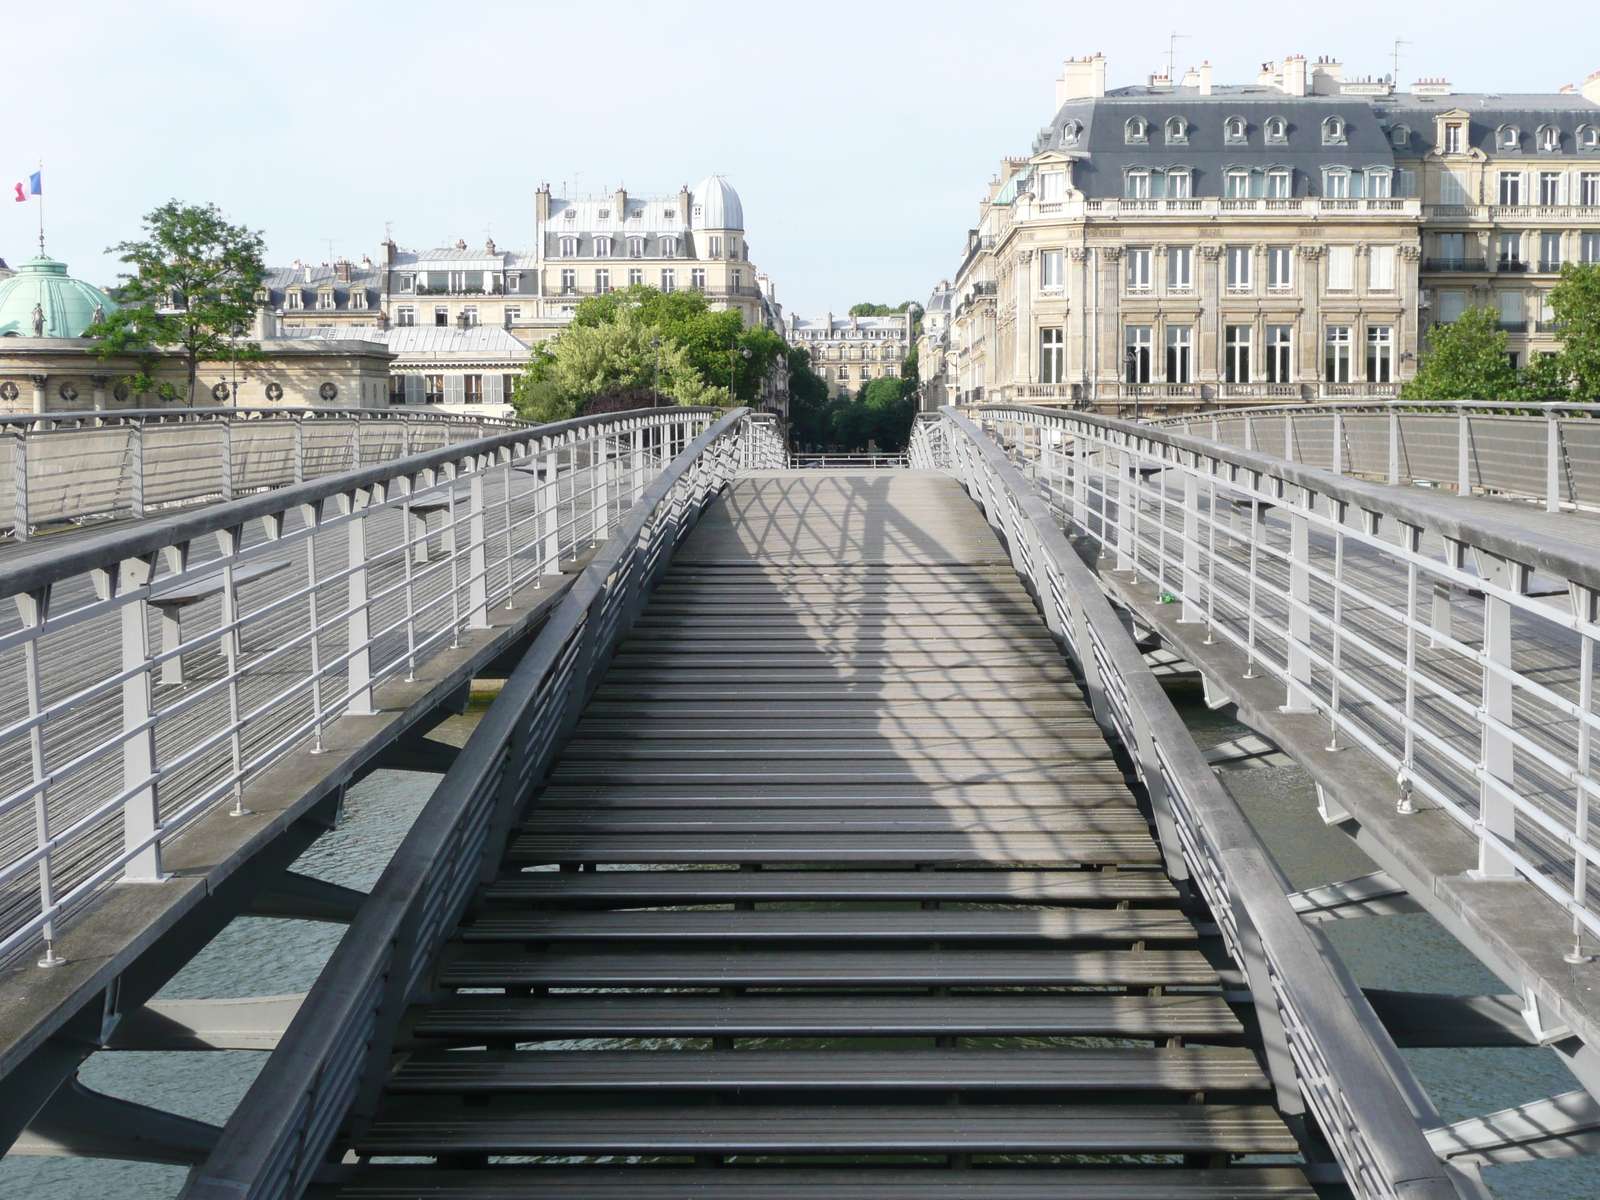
(330, 471), (1314, 1199)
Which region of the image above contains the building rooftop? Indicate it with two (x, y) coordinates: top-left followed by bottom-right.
(0, 253), (119, 338)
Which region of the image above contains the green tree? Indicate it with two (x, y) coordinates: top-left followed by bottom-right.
(785, 346), (833, 448)
(1401, 307), (1519, 403)
(569, 285), (783, 404)
(849, 300), (925, 336)
(85, 201), (266, 405)
(1548, 263), (1600, 401)
(1516, 351), (1570, 402)
(511, 305), (721, 423)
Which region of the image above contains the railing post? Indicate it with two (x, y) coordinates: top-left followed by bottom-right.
(1458, 405), (1471, 495)
(1180, 468), (1202, 622)
(1548, 409), (1562, 514)
(468, 465), (489, 629)
(1115, 447), (1135, 572)
(1331, 410), (1343, 475)
(11, 429), (27, 542)
(1388, 403), (1400, 484)
(221, 419), (234, 501)
(118, 554), (165, 881)
(1284, 495), (1317, 712)
(343, 489), (373, 716)
(1283, 411), (1295, 462)
(1476, 552), (1519, 878)
(542, 439), (561, 576)
(294, 415), (305, 484)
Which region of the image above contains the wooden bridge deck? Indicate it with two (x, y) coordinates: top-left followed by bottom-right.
(328, 471), (1314, 1198)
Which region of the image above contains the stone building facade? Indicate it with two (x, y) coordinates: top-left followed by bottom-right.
(785, 311), (913, 399)
(939, 53), (1600, 413)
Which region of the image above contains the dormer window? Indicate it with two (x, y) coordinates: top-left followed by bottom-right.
(1125, 116), (1148, 144)
(1266, 116), (1288, 144)
(1124, 169), (1151, 198)
(1322, 167), (1352, 198)
(1581, 125), (1600, 151)
(562, 208), (576, 220)
(317, 290), (335, 311)
(1060, 119), (1084, 145)
(1224, 116), (1247, 144)
(1538, 125), (1561, 152)
(350, 289), (368, 311)
(284, 289), (302, 311)
(1390, 124), (1411, 149)
(594, 237), (612, 258)
(663, 208), (675, 219)
(399, 275), (415, 293)
(1322, 116), (1347, 146)
(1443, 122), (1464, 154)
(559, 237), (578, 257)
(507, 272), (521, 290)
(598, 208), (610, 219)
(1497, 125), (1521, 151)
(1166, 168), (1192, 198)
(661, 236), (678, 259)
(628, 237), (647, 257)
(1165, 116), (1188, 144)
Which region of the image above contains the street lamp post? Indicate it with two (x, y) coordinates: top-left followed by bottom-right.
(729, 345), (752, 403)
(650, 337), (662, 406)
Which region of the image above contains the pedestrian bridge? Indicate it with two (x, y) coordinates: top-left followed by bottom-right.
(3, 402), (1600, 1199)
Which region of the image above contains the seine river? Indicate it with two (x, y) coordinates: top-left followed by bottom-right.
(1, 698), (1596, 1198)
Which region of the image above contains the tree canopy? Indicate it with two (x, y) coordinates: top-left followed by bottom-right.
(511, 285), (785, 422)
(1547, 263), (1600, 401)
(1401, 307), (1519, 403)
(85, 200), (266, 405)
(849, 300), (924, 336)
(786, 348), (919, 453)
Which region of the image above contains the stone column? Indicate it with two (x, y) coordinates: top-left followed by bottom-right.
(1199, 244), (1224, 385)
(92, 376), (109, 411)
(1016, 249), (1034, 384)
(29, 374), (48, 415)
(1298, 246), (1324, 385)
(1100, 247), (1123, 404)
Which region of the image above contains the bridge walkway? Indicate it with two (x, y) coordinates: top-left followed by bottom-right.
(328, 471), (1315, 1199)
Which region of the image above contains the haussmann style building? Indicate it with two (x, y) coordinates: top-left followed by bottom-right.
(936, 53), (1600, 414)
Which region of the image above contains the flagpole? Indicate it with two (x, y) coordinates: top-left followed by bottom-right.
(37, 160), (43, 253)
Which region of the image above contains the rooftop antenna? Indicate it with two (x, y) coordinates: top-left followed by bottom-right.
(1167, 33), (1188, 82)
(325, 239), (336, 264)
(1392, 39), (1412, 84)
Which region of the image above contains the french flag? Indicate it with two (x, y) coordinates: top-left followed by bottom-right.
(13, 171), (39, 203)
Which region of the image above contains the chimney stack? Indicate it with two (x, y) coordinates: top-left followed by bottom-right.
(1584, 70), (1600, 104)
(1282, 55), (1308, 96)
(1199, 61), (1213, 95)
(1055, 53), (1107, 105)
(335, 260), (352, 283)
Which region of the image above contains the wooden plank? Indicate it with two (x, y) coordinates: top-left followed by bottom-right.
(354, 1103), (1299, 1156)
(484, 869), (1178, 906)
(331, 1165), (1318, 1200)
(436, 948), (1219, 989)
(388, 1047), (1268, 1093)
(407, 993), (1246, 1041)
(458, 909), (1197, 944)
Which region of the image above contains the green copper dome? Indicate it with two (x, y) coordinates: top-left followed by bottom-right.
(0, 253), (119, 338)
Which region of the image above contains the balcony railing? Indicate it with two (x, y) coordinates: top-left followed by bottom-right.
(1423, 258), (1487, 272)
(1497, 259), (1529, 273)
(1424, 204), (1600, 222)
(1498, 320), (1529, 333)
(1537, 320), (1567, 333)
(1071, 197), (1421, 219)
(1537, 260), (1564, 273)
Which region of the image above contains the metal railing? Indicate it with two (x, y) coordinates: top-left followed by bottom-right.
(181, 407), (783, 1200)
(972, 400), (1600, 966)
(1, 407), (524, 539)
(912, 408), (1457, 1200)
(790, 452), (908, 469)
(0, 407), (775, 971)
(1148, 399), (1600, 513)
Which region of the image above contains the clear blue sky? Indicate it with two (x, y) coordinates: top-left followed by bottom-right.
(4, 0), (1593, 317)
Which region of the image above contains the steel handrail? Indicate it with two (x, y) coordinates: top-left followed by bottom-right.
(179, 409), (779, 1200)
(915, 407), (1459, 1200)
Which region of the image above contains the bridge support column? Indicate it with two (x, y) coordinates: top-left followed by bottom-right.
(1283, 504), (1317, 713)
(1474, 552), (1519, 879)
(118, 555), (165, 881)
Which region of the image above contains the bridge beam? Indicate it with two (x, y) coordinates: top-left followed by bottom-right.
(1287, 871), (1425, 922)
(243, 870), (367, 924)
(11, 1075), (220, 1166)
(104, 994), (304, 1052)
(1429, 1087), (1600, 1165)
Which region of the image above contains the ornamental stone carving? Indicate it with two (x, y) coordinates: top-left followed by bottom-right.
(1016, 249), (1034, 264)
(1068, 248), (1089, 261)
(1198, 244), (1223, 260)
(1399, 245), (1422, 262)
(1299, 245), (1324, 260)
(1100, 246), (1123, 262)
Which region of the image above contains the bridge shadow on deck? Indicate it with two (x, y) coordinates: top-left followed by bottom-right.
(332, 470), (1316, 1199)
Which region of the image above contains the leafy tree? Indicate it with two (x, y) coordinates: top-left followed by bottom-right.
(511, 305), (720, 423)
(1548, 263), (1600, 401)
(785, 346), (833, 448)
(1516, 352), (1570, 402)
(569, 285), (784, 404)
(85, 201), (266, 405)
(848, 300), (925, 336)
(1401, 308), (1518, 403)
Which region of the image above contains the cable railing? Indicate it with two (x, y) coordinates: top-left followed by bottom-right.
(1148, 399), (1600, 514)
(912, 408), (1458, 1200)
(181, 407), (782, 1200)
(1, 406), (525, 539)
(971, 400), (1600, 966)
(0, 407), (781, 972)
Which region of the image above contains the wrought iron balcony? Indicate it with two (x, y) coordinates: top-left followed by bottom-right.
(1423, 258), (1486, 272)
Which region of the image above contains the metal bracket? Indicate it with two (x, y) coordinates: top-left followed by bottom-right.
(1428, 1088), (1600, 1165)
(1287, 871), (1425, 922)
(244, 870), (367, 923)
(1315, 781), (1352, 825)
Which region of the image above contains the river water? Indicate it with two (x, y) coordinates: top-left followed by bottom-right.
(2, 698), (1597, 1198)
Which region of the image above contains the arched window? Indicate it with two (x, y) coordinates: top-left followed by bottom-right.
(1165, 116), (1188, 144)
(1266, 116), (1288, 143)
(1125, 116), (1148, 144)
(1060, 119), (1084, 145)
(559, 237), (578, 257)
(1390, 124), (1411, 148)
(1497, 125), (1521, 150)
(1538, 125), (1561, 152)
(593, 237), (612, 258)
(1224, 116), (1247, 144)
(1322, 116), (1347, 146)
(1581, 125), (1600, 151)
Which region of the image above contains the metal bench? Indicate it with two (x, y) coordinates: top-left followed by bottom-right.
(148, 559), (292, 686)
